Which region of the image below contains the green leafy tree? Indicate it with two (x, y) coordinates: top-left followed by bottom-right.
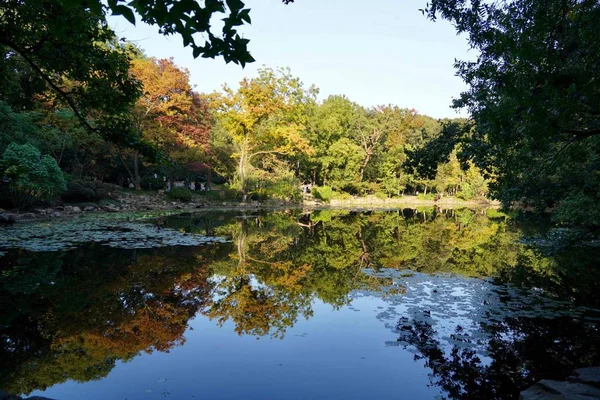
(355, 105), (406, 182)
(213, 67), (317, 199)
(422, 0), (600, 225)
(371, 109), (443, 196)
(376, 145), (412, 197)
(0, 1), (141, 142)
(459, 162), (489, 200)
(434, 152), (462, 196)
(321, 138), (364, 192)
(0, 101), (42, 151)
(1, 143), (67, 208)
(304, 95), (362, 185)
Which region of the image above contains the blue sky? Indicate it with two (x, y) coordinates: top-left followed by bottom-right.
(109, 0), (474, 118)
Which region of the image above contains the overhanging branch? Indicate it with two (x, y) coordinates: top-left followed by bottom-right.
(2, 39), (96, 132)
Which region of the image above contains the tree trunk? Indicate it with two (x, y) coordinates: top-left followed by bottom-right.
(118, 150), (136, 189)
(133, 151), (141, 190)
(359, 150), (372, 182)
(168, 171), (175, 192)
(238, 142), (248, 201)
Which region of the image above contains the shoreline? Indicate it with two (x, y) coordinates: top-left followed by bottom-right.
(323, 195), (499, 209)
(0, 193), (500, 223)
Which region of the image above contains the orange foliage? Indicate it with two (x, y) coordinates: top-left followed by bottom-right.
(129, 57), (212, 166)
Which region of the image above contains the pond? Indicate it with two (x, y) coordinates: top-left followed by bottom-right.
(1, 208), (600, 400)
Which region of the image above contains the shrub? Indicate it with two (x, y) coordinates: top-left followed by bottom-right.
(374, 191), (388, 200)
(248, 191), (264, 201)
(167, 187), (192, 202)
(417, 193), (435, 200)
(312, 186), (333, 202)
(64, 181), (95, 201)
(200, 184), (240, 201)
(456, 189), (472, 200)
(340, 182), (363, 196)
(62, 179), (121, 202)
(141, 174), (165, 190)
(1, 143), (66, 208)
(364, 182), (381, 195)
(331, 191), (351, 200)
(457, 182), (477, 200)
(259, 176), (302, 202)
(486, 208), (511, 219)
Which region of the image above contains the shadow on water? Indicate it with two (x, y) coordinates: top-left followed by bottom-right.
(1, 207), (599, 399)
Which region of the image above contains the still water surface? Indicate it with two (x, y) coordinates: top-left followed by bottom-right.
(1, 208), (599, 400)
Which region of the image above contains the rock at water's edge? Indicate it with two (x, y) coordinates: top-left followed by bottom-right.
(571, 367), (600, 387)
(0, 213), (16, 225)
(520, 367), (600, 399)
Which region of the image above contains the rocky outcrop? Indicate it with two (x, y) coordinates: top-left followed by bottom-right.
(520, 367), (600, 399)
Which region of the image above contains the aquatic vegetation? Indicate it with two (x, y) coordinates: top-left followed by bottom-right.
(363, 269), (600, 400)
(1, 209), (600, 399)
(0, 212), (228, 253)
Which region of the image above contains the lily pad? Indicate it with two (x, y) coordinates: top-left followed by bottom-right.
(0, 212), (228, 253)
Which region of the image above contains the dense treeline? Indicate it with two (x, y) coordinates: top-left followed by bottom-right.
(2, 0), (598, 228)
(0, 41), (488, 208)
(210, 68), (488, 201)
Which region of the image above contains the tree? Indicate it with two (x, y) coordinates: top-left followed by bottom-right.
(1, 0), (292, 152)
(127, 56), (212, 189)
(303, 99), (439, 195)
(434, 152), (462, 196)
(459, 162), (488, 200)
(304, 95), (361, 185)
(0, 143), (67, 208)
(364, 107), (439, 195)
(422, 0), (600, 225)
(0, 101), (44, 152)
(214, 67), (316, 199)
(0, 1), (141, 142)
(321, 138), (364, 192)
(355, 105), (403, 181)
(1, 0), (296, 105)
(377, 145), (409, 196)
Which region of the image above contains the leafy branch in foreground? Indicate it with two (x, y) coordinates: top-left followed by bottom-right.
(72, 0), (296, 67)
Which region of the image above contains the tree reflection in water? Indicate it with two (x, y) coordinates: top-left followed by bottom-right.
(389, 313), (600, 400)
(1, 208), (599, 398)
